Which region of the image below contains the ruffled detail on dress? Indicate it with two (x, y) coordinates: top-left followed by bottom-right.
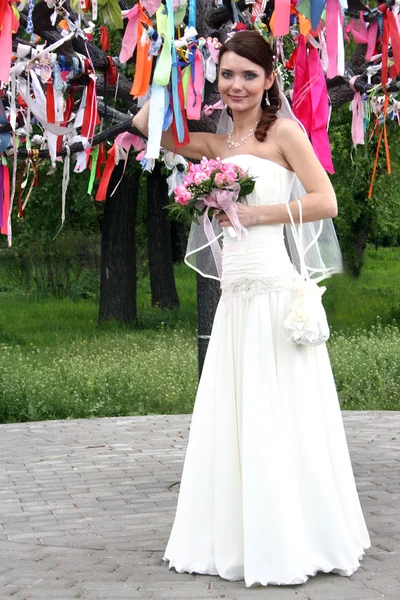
(164, 549), (368, 587)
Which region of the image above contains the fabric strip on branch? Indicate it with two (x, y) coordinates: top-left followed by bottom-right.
(186, 48), (204, 120)
(0, 0), (16, 84)
(293, 36), (334, 173)
(368, 91), (391, 199)
(96, 143), (117, 201)
(130, 12), (154, 98)
(146, 83), (168, 159)
(120, 5), (141, 63)
(326, 0), (343, 79)
(88, 146), (99, 195)
(271, 0), (291, 37)
(0, 159), (10, 235)
(349, 76), (364, 146)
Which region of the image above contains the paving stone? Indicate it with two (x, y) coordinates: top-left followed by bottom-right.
(1, 412), (400, 599)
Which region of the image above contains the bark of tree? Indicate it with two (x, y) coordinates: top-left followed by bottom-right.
(147, 162), (180, 309)
(99, 164), (140, 324)
(170, 220), (188, 264)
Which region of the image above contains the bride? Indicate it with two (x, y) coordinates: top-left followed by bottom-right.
(132, 30), (370, 587)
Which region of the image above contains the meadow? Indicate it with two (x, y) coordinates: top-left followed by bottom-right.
(0, 245), (399, 423)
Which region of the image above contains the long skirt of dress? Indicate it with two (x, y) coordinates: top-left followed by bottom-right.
(163, 288), (371, 587)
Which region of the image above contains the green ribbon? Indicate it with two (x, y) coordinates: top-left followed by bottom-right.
(87, 146), (99, 195)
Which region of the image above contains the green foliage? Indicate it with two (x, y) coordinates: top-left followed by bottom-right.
(329, 105), (400, 275)
(324, 246), (400, 332)
(0, 230), (100, 298)
(329, 324), (400, 410)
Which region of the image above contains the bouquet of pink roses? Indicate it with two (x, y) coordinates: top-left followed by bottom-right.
(168, 157), (256, 238)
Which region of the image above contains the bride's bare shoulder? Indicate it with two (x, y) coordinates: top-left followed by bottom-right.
(270, 117), (305, 137)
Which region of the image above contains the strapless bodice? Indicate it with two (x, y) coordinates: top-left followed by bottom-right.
(220, 155), (299, 297)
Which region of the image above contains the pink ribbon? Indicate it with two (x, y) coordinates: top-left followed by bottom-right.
(115, 132), (146, 152)
(326, 0), (340, 79)
(273, 0), (290, 37)
(186, 49), (205, 120)
(203, 100), (226, 116)
(197, 185), (247, 278)
(293, 37), (334, 173)
(351, 92), (364, 146)
(119, 6), (140, 63)
(309, 46), (335, 173)
(0, 1), (12, 84)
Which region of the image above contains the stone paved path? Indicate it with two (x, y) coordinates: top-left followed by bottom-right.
(0, 411), (399, 600)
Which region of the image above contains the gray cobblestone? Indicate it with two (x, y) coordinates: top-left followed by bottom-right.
(0, 411), (399, 599)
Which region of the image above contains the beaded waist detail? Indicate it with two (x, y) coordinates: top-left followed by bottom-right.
(221, 274), (298, 300)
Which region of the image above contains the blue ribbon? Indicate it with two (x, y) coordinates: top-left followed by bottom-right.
(166, 0), (184, 142)
(0, 99), (11, 154)
(188, 0), (197, 30)
(310, 0), (326, 31)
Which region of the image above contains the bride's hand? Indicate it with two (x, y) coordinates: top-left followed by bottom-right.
(216, 204), (260, 228)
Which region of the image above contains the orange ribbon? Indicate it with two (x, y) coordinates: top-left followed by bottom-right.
(130, 9), (153, 98)
(368, 92), (391, 198)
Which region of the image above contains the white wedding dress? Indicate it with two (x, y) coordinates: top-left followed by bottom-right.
(163, 155), (371, 587)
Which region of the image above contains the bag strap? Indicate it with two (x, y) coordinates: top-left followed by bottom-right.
(285, 199), (309, 280)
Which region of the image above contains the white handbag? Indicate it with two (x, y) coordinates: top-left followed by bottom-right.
(283, 200), (330, 346)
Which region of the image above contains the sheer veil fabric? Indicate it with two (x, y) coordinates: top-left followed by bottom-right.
(184, 79), (343, 284)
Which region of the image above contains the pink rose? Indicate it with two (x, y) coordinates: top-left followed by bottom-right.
(193, 171), (209, 186)
(208, 158), (223, 171)
(222, 162), (236, 173)
(183, 174), (194, 186)
(214, 172), (225, 187)
(175, 190), (192, 205)
(174, 184), (188, 196)
(223, 169), (238, 185)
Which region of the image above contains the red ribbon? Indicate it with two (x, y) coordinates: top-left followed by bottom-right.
(57, 90), (75, 153)
(0, 163), (10, 235)
(99, 25), (111, 53)
(96, 144), (116, 202)
(46, 81), (56, 124)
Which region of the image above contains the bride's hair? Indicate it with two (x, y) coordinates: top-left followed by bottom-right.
(218, 31), (281, 142)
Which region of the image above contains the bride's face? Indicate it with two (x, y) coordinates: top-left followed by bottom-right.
(218, 51), (273, 115)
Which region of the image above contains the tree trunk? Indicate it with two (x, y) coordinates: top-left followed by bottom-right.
(197, 273), (221, 378)
(170, 220), (188, 264)
(147, 162), (180, 309)
(99, 164), (140, 324)
(350, 218), (372, 278)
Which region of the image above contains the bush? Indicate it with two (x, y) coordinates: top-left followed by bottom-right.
(0, 231), (100, 297)
(0, 329), (197, 423)
(328, 323), (400, 410)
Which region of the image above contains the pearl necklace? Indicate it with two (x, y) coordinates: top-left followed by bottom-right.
(226, 122), (258, 149)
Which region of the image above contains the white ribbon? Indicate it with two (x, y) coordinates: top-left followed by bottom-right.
(145, 83), (168, 159)
(71, 135), (91, 173)
(61, 145), (70, 227)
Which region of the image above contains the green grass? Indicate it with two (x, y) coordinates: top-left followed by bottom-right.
(324, 246), (400, 332)
(0, 247), (399, 423)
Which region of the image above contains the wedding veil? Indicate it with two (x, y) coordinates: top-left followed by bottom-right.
(184, 77), (343, 284)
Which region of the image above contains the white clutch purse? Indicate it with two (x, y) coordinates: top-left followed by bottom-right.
(283, 200), (330, 347)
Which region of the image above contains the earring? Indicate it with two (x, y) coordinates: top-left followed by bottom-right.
(265, 89), (270, 106)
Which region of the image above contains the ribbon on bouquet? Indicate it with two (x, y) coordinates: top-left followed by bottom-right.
(198, 184), (247, 278)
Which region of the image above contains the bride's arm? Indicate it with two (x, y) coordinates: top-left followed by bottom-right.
(132, 100), (216, 160)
